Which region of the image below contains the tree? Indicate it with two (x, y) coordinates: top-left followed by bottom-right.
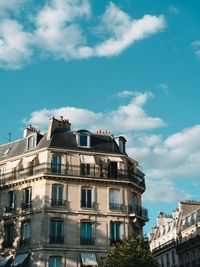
(100, 235), (159, 267)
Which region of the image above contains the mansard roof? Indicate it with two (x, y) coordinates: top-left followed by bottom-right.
(0, 130), (122, 162)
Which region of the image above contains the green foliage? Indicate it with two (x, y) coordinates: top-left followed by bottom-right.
(100, 235), (159, 267)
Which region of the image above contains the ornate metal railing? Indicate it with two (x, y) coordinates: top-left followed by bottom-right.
(0, 163), (145, 188)
(128, 204), (149, 220)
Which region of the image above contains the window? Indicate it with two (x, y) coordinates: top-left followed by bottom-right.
(49, 256), (62, 267)
(78, 134), (90, 148)
(110, 221), (121, 245)
(80, 163), (90, 176)
(4, 223), (13, 247)
(108, 161), (118, 178)
(21, 221), (30, 245)
(6, 191), (16, 212)
(80, 221), (94, 245)
(51, 155), (61, 174)
(109, 189), (121, 210)
(51, 184), (64, 206)
(22, 188), (32, 209)
(27, 135), (36, 150)
(0, 166), (5, 180)
(81, 188), (92, 208)
(172, 250), (175, 264)
(119, 139), (125, 153)
(3, 148), (10, 157)
(49, 219), (64, 244)
(166, 253), (169, 266)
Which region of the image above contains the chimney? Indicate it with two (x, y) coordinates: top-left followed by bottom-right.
(23, 125), (40, 138)
(47, 116), (71, 140)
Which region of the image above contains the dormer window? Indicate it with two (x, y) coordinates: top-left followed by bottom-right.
(77, 131), (91, 148)
(27, 135), (36, 150)
(3, 148), (10, 157)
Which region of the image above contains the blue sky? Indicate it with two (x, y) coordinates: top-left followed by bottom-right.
(0, 0), (200, 232)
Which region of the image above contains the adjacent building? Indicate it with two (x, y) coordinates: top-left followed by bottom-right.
(149, 201), (200, 267)
(0, 117), (148, 267)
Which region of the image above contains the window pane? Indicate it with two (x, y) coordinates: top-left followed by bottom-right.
(51, 155), (61, 173)
(79, 135), (88, 146)
(49, 257), (61, 267)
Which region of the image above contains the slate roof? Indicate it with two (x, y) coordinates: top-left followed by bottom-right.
(0, 131), (123, 162)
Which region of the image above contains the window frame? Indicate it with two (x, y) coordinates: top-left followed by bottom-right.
(81, 187), (92, 208)
(27, 135), (37, 150)
(51, 154), (62, 174)
(77, 134), (91, 148)
(21, 220), (31, 245)
(49, 256), (62, 267)
(51, 184), (64, 206)
(80, 220), (94, 245)
(49, 218), (64, 244)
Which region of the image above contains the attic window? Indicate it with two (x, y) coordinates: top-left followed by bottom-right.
(27, 135), (36, 150)
(3, 148), (10, 156)
(77, 134), (91, 148)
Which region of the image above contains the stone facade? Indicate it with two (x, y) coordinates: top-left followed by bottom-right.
(0, 117), (148, 267)
(149, 201), (200, 267)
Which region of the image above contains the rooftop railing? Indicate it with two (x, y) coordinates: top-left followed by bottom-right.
(0, 163), (145, 188)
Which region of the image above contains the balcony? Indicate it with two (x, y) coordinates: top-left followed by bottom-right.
(0, 163), (145, 189)
(21, 202), (32, 210)
(152, 239), (176, 254)
(80, 237), (94, 245)
(128, 205), (149, 221)
(51, 199), (65, 207)
(80, 201), (95, 209)
(109, 203), (123, 211)
(177, 235), (200, 253)
(49, 235), (64, 244)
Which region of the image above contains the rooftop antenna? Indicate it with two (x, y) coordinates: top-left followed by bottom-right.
(7, 132), (12, 143)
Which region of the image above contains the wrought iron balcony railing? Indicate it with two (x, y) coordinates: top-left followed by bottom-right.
(51, 199), (65, 207)
(128, 204), (149, 220)
(49, 235), (64, 244)
(109, 203), (123, 211)
(80, 237), (94, 245)
(21, 202), (32, 210)
(80, 201), (95, 209)
(0, 163), (145, 188)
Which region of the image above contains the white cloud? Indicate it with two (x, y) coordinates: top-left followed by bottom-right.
(0, 19), (33, 69)
(23, 91), (200, 203)
(115, 90), (134, 98)
(23, 92), (165, 133)
(0, 1), (166, 69)
(127, 125), (200, 180)
(94, 3), (166, 57)
(144, 179), (191, 204)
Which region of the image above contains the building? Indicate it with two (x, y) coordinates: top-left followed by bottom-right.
(149, 201), (200, 267)
(177, 207), (200, 267)
(0, 117), (148, 267)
